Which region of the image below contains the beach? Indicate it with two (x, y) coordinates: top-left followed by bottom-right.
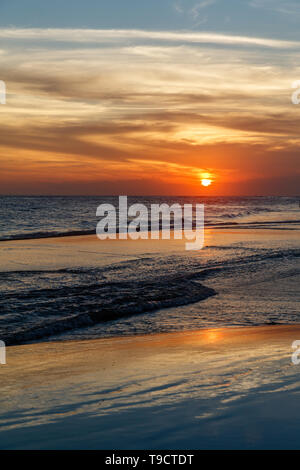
(1, 211), (299, 344)
(1, 325), (300, 449)
(0, 197), (299, 449)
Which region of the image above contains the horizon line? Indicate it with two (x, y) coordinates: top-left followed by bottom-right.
(0, 194), (299, 198)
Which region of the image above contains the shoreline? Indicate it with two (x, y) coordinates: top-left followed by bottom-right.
(1, 226), (299, 273)
(1, 226), (299, 346)
(1, 217), (299, 243)
(4, 321), (300, 349)
(3, 319), (300, 348)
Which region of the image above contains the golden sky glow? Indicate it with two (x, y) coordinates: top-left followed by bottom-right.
(0, 28), (299, 195)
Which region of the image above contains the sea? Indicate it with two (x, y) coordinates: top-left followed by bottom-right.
(0, 196), (299, 345)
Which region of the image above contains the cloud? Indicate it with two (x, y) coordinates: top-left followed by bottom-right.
(0, 28), (298, 49)
(249, 0), (300, 18)
(173, 2), (184, 14)
(0, 27), (299, 195)
(174, 0), (216, 20)
(190, 1), (216, 19)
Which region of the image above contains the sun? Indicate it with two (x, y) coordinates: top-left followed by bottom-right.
(201, 178), (212, 187)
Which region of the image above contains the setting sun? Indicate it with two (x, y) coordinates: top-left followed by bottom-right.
(201, 179), (212, 187)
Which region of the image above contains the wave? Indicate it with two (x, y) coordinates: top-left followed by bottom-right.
(1, 244), (300, 345)
(206, 219), (300, 228)
(1, 218), (300, 242)
(0, 275), (216, 345)
(0, 229), (96, 241)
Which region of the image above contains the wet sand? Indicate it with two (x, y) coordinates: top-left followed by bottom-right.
(1, 325), (300, 449)
(1, 227), (299, 272)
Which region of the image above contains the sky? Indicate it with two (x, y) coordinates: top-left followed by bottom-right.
(0, 0), (299, 195)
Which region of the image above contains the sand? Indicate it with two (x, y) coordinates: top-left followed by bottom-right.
(1, 325), (300, 449)
(1, 227), (299, 273)
(1, 228), (300, 448)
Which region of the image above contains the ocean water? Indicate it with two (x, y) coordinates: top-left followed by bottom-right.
(1, 195), (300, 241)
(0, 196), (299, 345)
